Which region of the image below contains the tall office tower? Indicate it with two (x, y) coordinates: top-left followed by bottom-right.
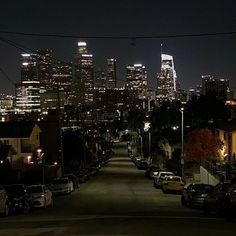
(16, 53), (41, 114)
(94, 69), (106, 89)
(40, 60), (73, 113)
(52, 60), (72, 92)
(21, 53), (38, 82)
(37, 49), (53, 91)
(106, 58), (117, 89)
(202, 75), (229, 101)
(126, 64), (148, 99)
(156, 54), (177, 104)
(73, 41), (94, 105)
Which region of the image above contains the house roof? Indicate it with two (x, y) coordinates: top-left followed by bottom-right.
(0, 122), (39, 138)
(213, 119), (236, 132)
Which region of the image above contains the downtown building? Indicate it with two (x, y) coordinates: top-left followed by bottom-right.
(40, 59), (73, 114)
(72, 41), (94, 106)
(201, 75), (229, 101)
(126, 63), (148, 99)
(15, 53), (41, 114)
(126, 64), (148, 110)
(156, 54), (177, 105)
(106, 58), (117, 89)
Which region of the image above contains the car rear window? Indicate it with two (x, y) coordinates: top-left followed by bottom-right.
(53, 179), (68, 184)
(28, 186), (43, 193)
(192, 184), (212, 191)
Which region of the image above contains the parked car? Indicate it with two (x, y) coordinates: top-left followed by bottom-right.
(3, 184), (34, 214)
(153, 171), (174, 188)
(161, 175), (185, 193)
(50, 177), (74, 195)
(145, 165), (161, 179)
(181, 183), (214, 207)
(63, 173), (80, 189)
(74, 170), (90, 183)
(203, 181), (236, 216)
(0, 185), (9, 217)
(28, 184), (53, 208)
(136, 160), (148, 170)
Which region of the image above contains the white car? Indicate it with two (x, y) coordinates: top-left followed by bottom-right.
(50, 177), (74, 195)
(0, 185), (9, 217)
(153, 171), (174, 188)
(28, 185), (53, 208)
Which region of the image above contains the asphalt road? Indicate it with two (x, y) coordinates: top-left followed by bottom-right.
(0, 141), (235, 235)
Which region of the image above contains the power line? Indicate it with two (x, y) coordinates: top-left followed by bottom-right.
(1, 30), (236, 39)
(0, 67), (15, 86)
(0, 36), (159, 90)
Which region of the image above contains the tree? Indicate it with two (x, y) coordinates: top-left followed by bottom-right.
(185, 93), (230, 126)
(184, 128), (222, 164)
(127, 108), (145, 132)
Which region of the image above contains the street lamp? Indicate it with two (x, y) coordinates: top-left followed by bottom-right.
(169, 107), (185, 178)
(177, 108), (185, 179)
(37, 148), (45, 184)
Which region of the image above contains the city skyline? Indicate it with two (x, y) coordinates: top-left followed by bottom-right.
(1, 0), (236, 94)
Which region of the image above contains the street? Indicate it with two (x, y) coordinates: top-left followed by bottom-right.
(0, 142), (235, 235)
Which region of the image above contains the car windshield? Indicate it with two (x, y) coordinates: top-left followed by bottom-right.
(167, 177), (181, 182)
(53, 179), (68, 184)
(160, 173), (173, 178)
(28, 186), (43, 193)
(192, 184), (212, 191)
(4, 185), (25, 194)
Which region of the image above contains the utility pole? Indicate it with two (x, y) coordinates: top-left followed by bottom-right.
(57, 84), (64, 176)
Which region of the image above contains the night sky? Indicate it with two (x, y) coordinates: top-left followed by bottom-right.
(0, 0), (236, 95)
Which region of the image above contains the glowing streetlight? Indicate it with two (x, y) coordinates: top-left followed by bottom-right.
(37, 148), (45, 184)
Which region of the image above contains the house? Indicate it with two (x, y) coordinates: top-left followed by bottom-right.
(0, 121), (41, 167)
(213, 119), (236, 163)
(0, 144), (16, 166)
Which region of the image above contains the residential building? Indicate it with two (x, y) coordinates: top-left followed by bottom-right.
(0, 122), (41, 167)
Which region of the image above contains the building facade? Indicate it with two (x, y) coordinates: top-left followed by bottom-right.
(73, 41), (94, 105)
(202, 75), (229, 101)
(106, 58), (117, 89)
(15, 54), (41, 114)
(156, 54), (177, 105)
(126, 64), (148, 100)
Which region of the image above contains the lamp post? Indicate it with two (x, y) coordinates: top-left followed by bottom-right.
(170, 107), (185, 178)
(78, 107), (88, 170)
(37, 148), (45, 184)
(179, 108), (185, 179)
(180, 107), (185, 178)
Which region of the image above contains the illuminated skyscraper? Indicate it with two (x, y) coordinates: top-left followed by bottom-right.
(126, 64), (148, 99)
(16, 53), (41, 113)
(106, 58), (117, 89)
(21, 53), (38, 82)
(37, 49), (53, 90)
(73, 41), (94, 105)
(94, 69), (106, 90)
(156, 53), (177, 104)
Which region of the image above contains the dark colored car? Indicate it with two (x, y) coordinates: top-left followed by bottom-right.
(203, 181), (234, 216)
(63, 173), (80, 189)
(3, 184), (34, 214)
(145, 165), (161, 179)
(181, 183), (213, 207)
